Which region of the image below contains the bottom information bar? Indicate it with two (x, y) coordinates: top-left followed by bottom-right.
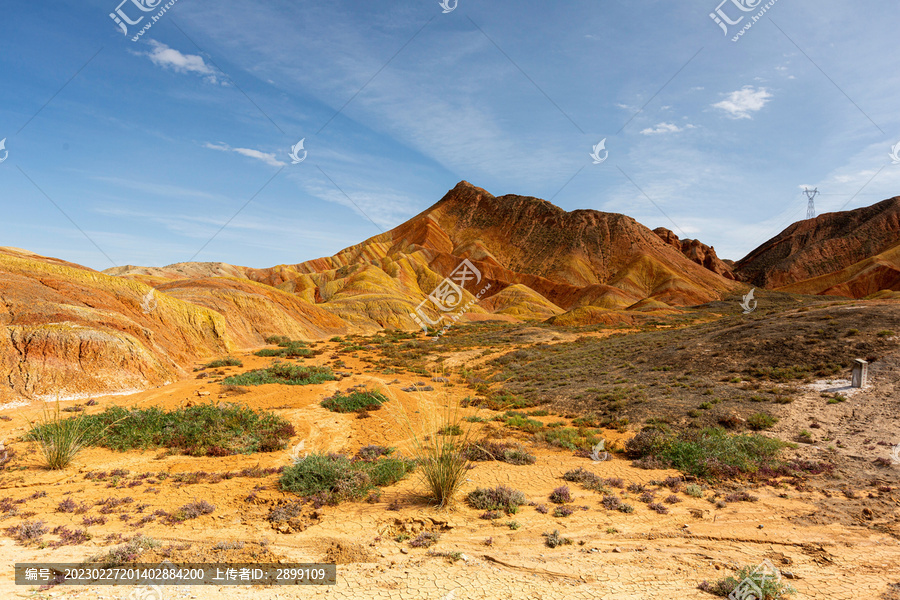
(15, 563), (337, 586)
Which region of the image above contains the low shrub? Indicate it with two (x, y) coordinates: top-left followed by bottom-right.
(467, 486), (526, 514)
(409, 532), (440, 548)
(698, 563), (797, 599)
(462, 441), (536, 465)
(279, 453), (414, 504)
(36, 404), (295, 457)
(223, 363), (336, 386)
(321, 390), (389, 413)
(543, 529), (572, 548)
(536, 427), (602, 451)
(203, 357), (243, 369)
(748, 413), (778, 431)
(626, 427), (787, 479)
(549, 486), (572, 504)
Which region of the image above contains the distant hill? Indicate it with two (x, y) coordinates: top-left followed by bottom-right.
(734, 196), (900, 297)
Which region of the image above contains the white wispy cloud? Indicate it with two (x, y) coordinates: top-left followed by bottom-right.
(712, 86), (773, 119)
(640, 122), (694, 135)
(143, 41), (223, 84)
(203, 142), (286, 167)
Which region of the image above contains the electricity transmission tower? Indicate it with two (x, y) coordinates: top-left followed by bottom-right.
(804, 187), (819, 219)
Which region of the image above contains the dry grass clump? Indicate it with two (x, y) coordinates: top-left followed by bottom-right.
(387, 390), (480, 508)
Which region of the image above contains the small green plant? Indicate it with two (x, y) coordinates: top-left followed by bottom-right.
(542, 529), (572, 548)
(321, 390), (389, 413)
(203, 357), (243, 369)
(685, 484), (703, 498)
(826, 394), (846, 404)
(747, 413), (778, 431)
(845, 329), (859, 337)
(698, 563), (797, 598)
(506, 520), (520, 530)
(409, 532), (440, 548)
(605, 527), (619, 534)
(223, 363), (336, 386)
(877, 330), (895, 337)
(437, 424), (464, 436)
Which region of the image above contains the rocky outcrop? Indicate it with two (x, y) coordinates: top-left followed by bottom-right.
(653, 228), (736, 280)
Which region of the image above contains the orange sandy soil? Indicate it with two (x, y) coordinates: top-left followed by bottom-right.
(0, 342), (898, 600)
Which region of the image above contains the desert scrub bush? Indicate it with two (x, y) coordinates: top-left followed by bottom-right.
(321, 389), (389, 413)
(162, 501), (215, 524)
(877, 329), (895, 337)
(223, 363), (336, 386)
(467, 486), (526, 514)
(685, 484), (704, 498)
(409, 532), (440, 548)
(535, 427), (602, 451)
(4, 520), (48, 545)
(501, 412), (543, 433)
(698, 563), (796, 599)
(461, 441), (536, 465)
(203, 357), (243, 369)
(626, 427), (787, 479)
(355, 445), (394, 461)
(552, 506), (574, 518)
(461, 390), (538, 411)
(280, 453), (413, 504)
(90, 535), (160, 567)
(542, 530), (572, 548)
(437, 424), (464, 436)
(255, 340), (313, 358)
(43, 404), (295, 457)
(548, 486), (573, 504)
(747, 413), (778, 431)
(25, 400), (112, 470)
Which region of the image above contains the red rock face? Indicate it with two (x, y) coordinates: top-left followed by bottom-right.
(653, 227), (736, 280)
(733, 196), (900, 295)
(2, 182), (745, 401)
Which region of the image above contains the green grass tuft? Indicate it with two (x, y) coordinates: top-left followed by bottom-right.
(321, 390), (389, 413)
(223, 363), (336, 386)
(28, 404), (295, 457)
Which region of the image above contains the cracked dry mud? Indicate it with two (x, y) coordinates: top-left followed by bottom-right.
(0, 341), (898, 600)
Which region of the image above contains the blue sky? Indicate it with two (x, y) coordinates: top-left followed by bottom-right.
(2, 0), (900, 270)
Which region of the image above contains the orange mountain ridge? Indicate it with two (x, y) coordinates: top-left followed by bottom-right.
(3, 181), (899, 401)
